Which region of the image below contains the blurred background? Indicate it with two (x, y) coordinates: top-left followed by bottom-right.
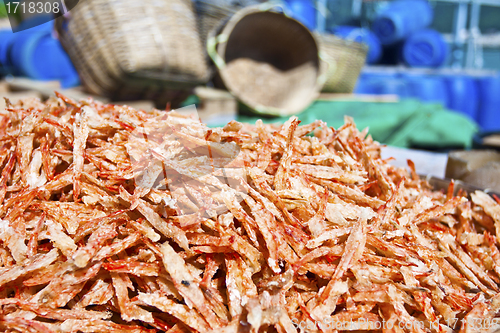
(0, 0), (499, 163)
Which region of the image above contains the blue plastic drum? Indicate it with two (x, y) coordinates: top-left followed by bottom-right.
(404, 74), (448, 106)
(354, 73), (381, 94)
(402, 29), (448, 68)
(374, 77), (410, 97)
(10, 29), (80, 87)
(0, 30), (16, 69)
(1, 20), (53, 69)
(355, 72), (410, 97)
(443, 75), (479, 120)
(354, 73), (383, 94)
(372, 0), (433, 45)
(477, 75), (500, 131)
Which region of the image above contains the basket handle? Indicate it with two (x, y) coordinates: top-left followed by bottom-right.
(256, 2), (290, 16)
(317, 51), (337, 87)
(207, 34), (228, 69)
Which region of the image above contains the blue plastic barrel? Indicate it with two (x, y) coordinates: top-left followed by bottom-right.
(477, 75), (500, 131)
(0, 30), (16, 70)
(355, 72), (410, 97)
(1, 18), (53, 69)
(284, 0), (316, 31)
(402, 29), (448, 68)
(443, 75), (478, 120)
(375, 77), (410, 97)
(354, 73), (383, 94)
(10, 29), (80, 88)
(354, 78), (376, 94)
(372, 0), (433, 45)
(333, 26), (382, 64)
(354, 73), (381, 94)
(15, 15), (53, 33)
(405, 74), (448, 106)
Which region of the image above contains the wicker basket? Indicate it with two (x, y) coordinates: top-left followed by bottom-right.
(55, 0), (209, 106)
(194, 0), (262, 48)
(315, 33), (368, 93)
(208, 6), (322, 116)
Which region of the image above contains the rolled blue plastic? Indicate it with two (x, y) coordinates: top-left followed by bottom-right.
(333, 26), (382, 64)
(284, 0), (316, 31)
(372, 0), (433, 45)
(477, 75), (500, 131)
(402, 29), (448, 68)
(0, 30), (16, 69)
(10, 28), (80, 87)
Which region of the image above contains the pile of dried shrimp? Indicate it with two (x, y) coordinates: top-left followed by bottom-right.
(0, 94), (500, 333)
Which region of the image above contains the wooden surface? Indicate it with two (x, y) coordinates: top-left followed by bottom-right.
(6, 77), (110, 103)
(318, 93), (400, 103)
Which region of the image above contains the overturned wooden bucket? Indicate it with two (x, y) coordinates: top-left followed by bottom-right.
(207, 5), (326, 116)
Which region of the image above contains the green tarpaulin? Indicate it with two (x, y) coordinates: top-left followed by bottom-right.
(182, 95), (479, 149)
(237, 99), (478, 149)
